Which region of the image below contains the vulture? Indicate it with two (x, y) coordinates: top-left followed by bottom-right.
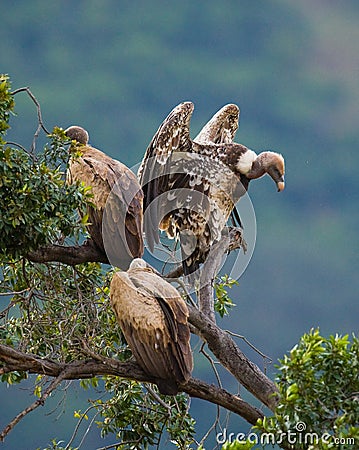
(110, 258), (193, 395)
(65, 126), (144, 268)
(138, 102), (285, 276)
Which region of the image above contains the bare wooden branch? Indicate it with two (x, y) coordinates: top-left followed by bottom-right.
(164, 264), (184, 279)
(198, 226), (246, 325)
(187, 305), (279, 411)
(184, 378), (263, 425)
(26, 241), (109, 265)
(198, 232), (231, 323)
(0, 342), (263, 441)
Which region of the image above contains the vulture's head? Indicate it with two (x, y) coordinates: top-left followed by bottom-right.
(247, 151), (285, 192)
(129, 258), (148, 270)
(65, 126), (89, 145)
(129, 258), (164, 277)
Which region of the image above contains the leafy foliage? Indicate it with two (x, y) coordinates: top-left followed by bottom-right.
(0, 256), (196, 449)
(95, 378), (195, 449)
(0, 76), (91, 259)
(257, 329), (359, 449)
(0, 74), (15, 135)
(214, 275), (238, 318)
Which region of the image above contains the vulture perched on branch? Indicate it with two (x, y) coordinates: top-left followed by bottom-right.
(65, 126), (144, 268)
(110, 258), (193, 395)
(138, 102), (285, 276)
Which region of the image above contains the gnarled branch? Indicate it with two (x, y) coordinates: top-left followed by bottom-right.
(199, 227), (245, 322)
(26, 241), (109, 265)
(188, 306), (279, 410)
(0, 343), (263, 442)
(23, 227), (277, 411)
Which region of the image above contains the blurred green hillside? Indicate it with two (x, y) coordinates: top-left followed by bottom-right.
(1, 0), (358, 448)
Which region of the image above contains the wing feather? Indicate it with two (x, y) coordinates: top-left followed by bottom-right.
(194, 104), (240, 145)
(193, 105), (244, 231)
(138, 102), (194, 251)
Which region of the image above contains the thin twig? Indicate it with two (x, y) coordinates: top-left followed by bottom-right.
(76, 408), (102, 450)
(199, 342), (222, 389)
(0, 288), (30, 297)
(4, 141), (31, 154)
(11, 87), (50, 153)
(144, 383), (172, 413)
(0, 368), (69, 442)
(170, 277), (197, 308)
(65, 405), (96, 450)
(224, 329), (272, 362)
(199, 403), (221, 447)
(97, 438), (143, 450)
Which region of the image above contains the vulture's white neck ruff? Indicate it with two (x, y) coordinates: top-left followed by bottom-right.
(235, 149), (257, 174)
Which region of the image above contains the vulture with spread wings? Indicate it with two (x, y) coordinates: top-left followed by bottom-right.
(110, 258), (193, 395)
(66, 126), (143, 268)
(138, 102), (285, 276)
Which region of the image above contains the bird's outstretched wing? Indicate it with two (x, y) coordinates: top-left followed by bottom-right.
(194, 104), (243, 228)
(138, 102), (194, 251)
(194, 103), (240, 145)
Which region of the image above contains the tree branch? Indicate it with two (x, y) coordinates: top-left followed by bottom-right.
(22, 229), (277, 412)
(26, 241), (109, 265)
(187, 306), (279, 411)
(0, 343), (263, 442)
(165, 227), (245, 323)
(184, 378), (263, 425)
(199, 227), (244, 322)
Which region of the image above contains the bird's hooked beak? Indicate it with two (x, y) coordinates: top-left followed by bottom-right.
(267, 165), (285, 192)
(276, 177), (285, 192)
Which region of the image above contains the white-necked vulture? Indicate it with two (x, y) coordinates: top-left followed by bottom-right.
(65, 126), (144, 269)
(110, 258), (193, 395)
(138, 102), (285, 276)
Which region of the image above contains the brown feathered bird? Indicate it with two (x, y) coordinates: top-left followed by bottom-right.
(138, 102), (285, 275)
(65, 126), (144, 269)
(110, 258), (193, 395)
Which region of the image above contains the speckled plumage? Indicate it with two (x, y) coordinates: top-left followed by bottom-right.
(66, 126), (144, 269)
(138, 102), (285, 275)
(110, 258), (193, 395)
(194, 103), (240, 145)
